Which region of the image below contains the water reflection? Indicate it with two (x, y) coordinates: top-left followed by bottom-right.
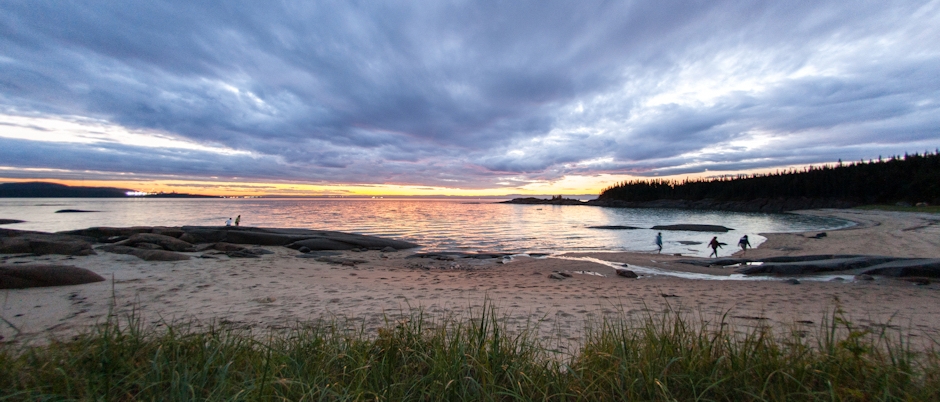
(0, 198), (852, 257)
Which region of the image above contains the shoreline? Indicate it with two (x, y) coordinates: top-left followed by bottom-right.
(3, 208), (940, 348)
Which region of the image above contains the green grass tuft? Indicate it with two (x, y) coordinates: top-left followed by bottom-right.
(2, 305), (938, 401)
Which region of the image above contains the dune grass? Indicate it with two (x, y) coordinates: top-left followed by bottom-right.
(1, 305), (939, 401)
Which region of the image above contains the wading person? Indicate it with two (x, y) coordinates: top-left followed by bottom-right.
(708, 236), (722, 258)
(655, 232), (663, 253)
(235, 215), (241, 226)
(738, 235), (751, 253)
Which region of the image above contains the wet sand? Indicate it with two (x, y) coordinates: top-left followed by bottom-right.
(2, 208), (940, 349)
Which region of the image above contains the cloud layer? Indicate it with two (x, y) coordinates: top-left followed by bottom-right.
(1, 1), (938, 190)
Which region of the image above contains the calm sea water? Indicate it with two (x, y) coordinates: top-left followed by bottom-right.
(0, 198), (852, 257)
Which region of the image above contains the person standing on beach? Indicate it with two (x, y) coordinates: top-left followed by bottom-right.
(708, 236), (722, 258)
(655, 232), (663, 253)
(738, 235), (751, 253)
(235, 215), (241, 226)
(225, 217), (232, 226)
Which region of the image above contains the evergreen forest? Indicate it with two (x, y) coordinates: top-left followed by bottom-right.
(598, 151), (940, 205)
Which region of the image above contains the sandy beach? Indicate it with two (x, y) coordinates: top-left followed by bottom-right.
(3, 208), (940, 349)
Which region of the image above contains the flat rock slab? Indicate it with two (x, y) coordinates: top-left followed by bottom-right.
(0, 219), (24, 225)
(407, 252), (513, 260)
(651, 224), (733, 232)
(0, 230), (96, 256)
(674, 254), (940, 277)
(55, 209), (98, 213)
(178, 226), (419, 250)
(117, 233), (196, 252)
(0, 265), (105, 289)
(587, 225), (640, 230)
(97, 245), (191, 261)
(861, 259), (940, 278)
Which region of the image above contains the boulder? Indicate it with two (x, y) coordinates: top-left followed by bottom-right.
(0, 219), (24, 225)
(587, 225), (640, 230)
(861, 259), (940, 278)
(59, 226), (155, 241)
(0, 265), (105, 289)
(134, 242), (164, 250)
(735, 256), (896, 275)
(615, 269), (639, 278)
(549, 273), (567, 280)
(0, 230), (96, 256)
(98, 245), (190, 261)
(118, 233), (195, 252)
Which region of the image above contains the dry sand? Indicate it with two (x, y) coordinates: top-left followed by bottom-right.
(3, 208), (940, 350)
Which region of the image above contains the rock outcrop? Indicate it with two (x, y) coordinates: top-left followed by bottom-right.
(117, 233), (195, 252)
(679, 255), (940, 278)
(0, 228), (96, 256)
(0, 265), (105, 289)
(97, 245), (191, 261)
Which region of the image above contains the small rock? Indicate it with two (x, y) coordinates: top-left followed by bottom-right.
(381, 246), (397, 252)
(901, 277), (931, 285)
(437, 255), (456, 261)
(829, 277), (845, 282)
(784, 278), (801, 285)
(556, 271), (572, 277)
(134, 242), (163, 250)
(615, 269), (639, 278)
(856, 274), (875, 281)
(254, 297), (276, 303)
(298, 246), (311, 253)
(549, 273), (567, 280)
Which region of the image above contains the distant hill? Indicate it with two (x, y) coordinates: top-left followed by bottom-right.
(0, 182), (132, 197)
(0, 182), (216, 198)
(594, 151), (940, 212)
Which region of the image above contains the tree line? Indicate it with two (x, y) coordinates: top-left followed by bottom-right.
(598, 151), (940, 205)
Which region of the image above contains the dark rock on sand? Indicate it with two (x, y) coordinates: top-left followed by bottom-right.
(117, 233), (195, 252)
(97, 244), (191, 261)
(587, 225), (640, 230)
(408, 252), (513, 260)
(860, 259), (940, 278)
(615, 269), (639, 278)
(55, 209), (98, 213)
(900, 277), (931, 285)
(0, 265), (105, 289)
(736, 256), (896, 275)
(651, 224), (733, 232)
(59, 226), (169, 241)
(856, 274), (875, 281)
(0, 219), (24, 225)
(0, 229), (96, 256)
(177, 226), (419, 250)
(783, 278), (801, 285)
(134, 242), (164, 250)
(315, 256), (368, 266)
(549, 273), (567, 280)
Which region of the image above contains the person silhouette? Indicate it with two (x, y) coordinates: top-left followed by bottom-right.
(235, 215), (241, 226)
(225, 217), (232, 226)
(655, 232), (663, 253)
(738, 235), (751, 253)
(708, 236), (722, 258)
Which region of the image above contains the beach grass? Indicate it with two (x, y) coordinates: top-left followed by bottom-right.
(1, 305), (939, 401)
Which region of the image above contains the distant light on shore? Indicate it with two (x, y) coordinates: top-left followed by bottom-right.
(125, 191), (151, 196)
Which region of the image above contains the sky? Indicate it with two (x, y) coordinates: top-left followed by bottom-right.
(1, 1), (939, 197)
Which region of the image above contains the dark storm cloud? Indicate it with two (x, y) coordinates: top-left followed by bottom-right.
(0, 0), (938, 189)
